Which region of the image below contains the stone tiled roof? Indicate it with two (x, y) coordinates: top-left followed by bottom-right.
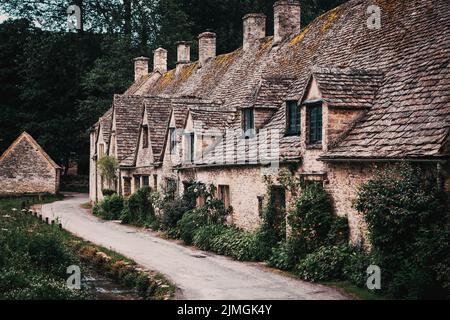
(95, 0), (450, 167)
(189, 108), (237, 133)
(98, 107), (113, 148)
(264, 0), (450, 161)
(0, 132), (61, 169)
(112, 95), (144, 166)
(144, 97), (172, 162)
(306, 67), (384, 109)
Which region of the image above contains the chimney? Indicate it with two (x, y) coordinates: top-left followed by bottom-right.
(198, 31), (216, 67)
(134, 57), (149, 81)
(153, 47), (167, 73)
(273, 0), (301, 44)
(177, 41), (191, 64)
(243, 13), (266, 51)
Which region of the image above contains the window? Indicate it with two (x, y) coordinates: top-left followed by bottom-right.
(142, 176), (149, 187)
(218, 185), (230, 209)
(307, 102), (322, 144)
(242, 108), (255, 137)
(286, 101), (300, 135)
(99, 144), (105, 157)
(186, 132), (195, 162)
(169, 128), (177, 154)
(142, 125), (149, 149)
(257, 195), (264, 217)
(153, 174), (158, 191)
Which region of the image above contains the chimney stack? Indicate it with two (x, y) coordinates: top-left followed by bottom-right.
(153, 47), (168, 73)
(273, 0), (301, 44)
(198, 32), (216, 67)
(177, 41), (191, 64)
(243, 13), (266, 51)
(134, 57), (149, 81)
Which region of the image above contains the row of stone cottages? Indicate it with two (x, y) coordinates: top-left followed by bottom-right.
(90, 0), (450, 243)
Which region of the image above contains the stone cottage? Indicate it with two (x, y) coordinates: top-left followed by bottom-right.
(90, 0), (450, 243)
(0, 132), (61, 195)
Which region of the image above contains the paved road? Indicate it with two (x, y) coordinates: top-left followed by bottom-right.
(41, 193), (349, 300)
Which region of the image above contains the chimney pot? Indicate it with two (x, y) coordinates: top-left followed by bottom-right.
(153, 47), (168, 73)
(133, 56), (149, 81)
(198, 32), (216, 67)
(273, 0), (301, 44)
(243, 13), (266, 51)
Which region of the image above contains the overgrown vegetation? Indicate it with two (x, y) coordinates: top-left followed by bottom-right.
(354, 164), (449, 299)
(97, 155), (119, 188)
(92, 164), (449, 300)
(0, 195), (174, 300)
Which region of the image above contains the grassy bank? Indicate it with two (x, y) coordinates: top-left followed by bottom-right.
(0, 195), (175, 300)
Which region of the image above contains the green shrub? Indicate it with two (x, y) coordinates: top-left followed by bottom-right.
(354, 164), (449, 299)
(127, 187), (155, 224)
(289, 183), (334, 254)
(209, 226), (257, 261)
(176, 210), (208, 244)
(160, 196), (192, 230)
(102, 189), (116, 197)
(193, 224), (224, 251)
(327, 216), (349, 245)
(296, 245), (351, 282)
(267, 240), (298, 271)
(342, 248), (376, 288)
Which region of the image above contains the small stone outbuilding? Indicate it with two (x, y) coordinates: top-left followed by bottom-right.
(0, 132), (61, 195)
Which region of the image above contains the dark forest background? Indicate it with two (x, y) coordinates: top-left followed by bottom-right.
(0, 0), (345, 174)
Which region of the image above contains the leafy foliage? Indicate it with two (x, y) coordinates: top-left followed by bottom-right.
(296, 245), (352, 282)
(354, 164), (449, 299)
(97, 155), (118, 187)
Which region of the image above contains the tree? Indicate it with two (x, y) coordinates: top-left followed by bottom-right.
(97, 155), (119, 188)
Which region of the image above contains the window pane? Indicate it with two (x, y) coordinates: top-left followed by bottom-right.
(308, 102), (322, 144)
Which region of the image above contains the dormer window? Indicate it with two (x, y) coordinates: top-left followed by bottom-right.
(242, 107), (255, 138)
(306, 101), (323, 144)
(286, 101), (300, 135)
(169, 127), (177, 154)
(142, 125), (149, 149)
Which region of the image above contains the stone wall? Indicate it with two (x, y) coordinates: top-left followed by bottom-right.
(0, 138), (59, 194)
(179, 165), (268, 231)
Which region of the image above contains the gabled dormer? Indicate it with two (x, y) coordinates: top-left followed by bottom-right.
(135, 105), (154, 168)
(298, 67), (383, 152)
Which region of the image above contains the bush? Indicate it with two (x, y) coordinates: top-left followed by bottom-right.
(207, 225), (257, 261)
(342, 248), (376, 288)
(95, 194), (124, 220)
(296, 245), (351, 282)
(176, 210), (208, 244)
(193, 224), (224, 251)
(102, 189), (116, 197)
(267, 240), (298, 271)
(354, 164), (449, 299)
(160, 197), (193, 230)
(127, 187), (155, 224)
(327, 216), (349, 245)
